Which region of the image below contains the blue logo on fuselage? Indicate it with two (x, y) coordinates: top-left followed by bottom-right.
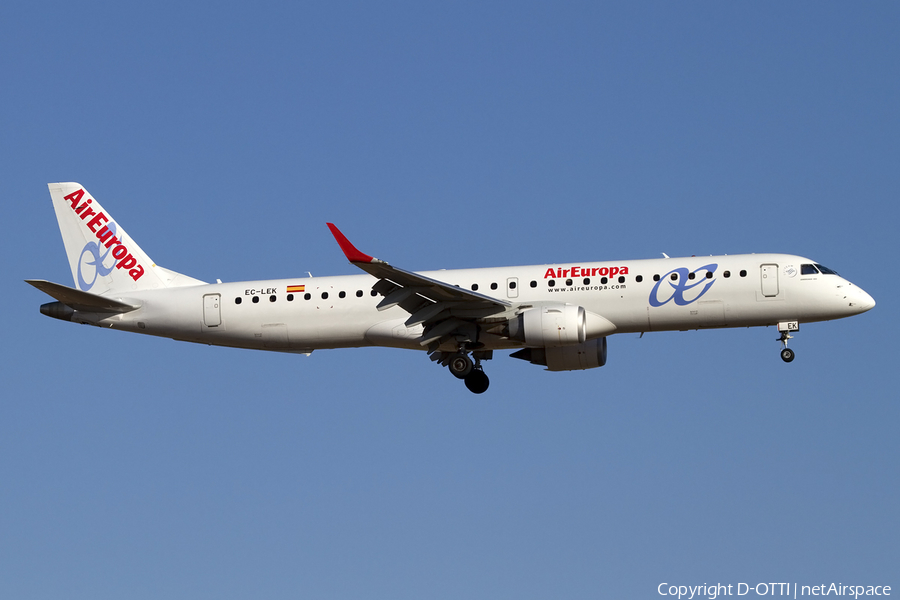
(649, 263), (718, 307)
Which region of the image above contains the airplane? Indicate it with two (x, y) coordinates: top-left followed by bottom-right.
(28, 182), (876, 394)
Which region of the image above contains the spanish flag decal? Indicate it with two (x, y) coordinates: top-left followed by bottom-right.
(287, 285), (305, 293)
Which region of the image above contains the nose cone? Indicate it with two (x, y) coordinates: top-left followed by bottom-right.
(849, 286), (876, 314)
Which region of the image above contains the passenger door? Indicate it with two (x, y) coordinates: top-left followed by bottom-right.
(760, 264), (779, 297)
(203, 294), (221, 327)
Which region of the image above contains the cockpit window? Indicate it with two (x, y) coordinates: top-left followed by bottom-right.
(815, 264), (839, 275)
(801, 264), (819, 275)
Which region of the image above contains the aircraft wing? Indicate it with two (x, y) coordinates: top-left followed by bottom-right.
(25, 279), (140, 313)
(327, 224), (511, 345)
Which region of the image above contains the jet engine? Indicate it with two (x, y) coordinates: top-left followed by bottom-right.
(506, 303), (616, 347)
(504, 303), (615, 371)
(506, 304), (586, 347)
(510, 337), (608, 371)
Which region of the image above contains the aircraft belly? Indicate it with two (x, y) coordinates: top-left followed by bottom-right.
(285, 309), (372, 350)
(645, 300), (732, 331)
(583, 301), (642, 333)
(364, 319), (426, 349)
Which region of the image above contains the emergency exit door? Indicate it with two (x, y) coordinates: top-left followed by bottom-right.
(507, 277), (519, 298)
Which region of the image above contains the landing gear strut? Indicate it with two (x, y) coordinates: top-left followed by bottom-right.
(777, 321), (799, 363)
(431, 347), (492, 394)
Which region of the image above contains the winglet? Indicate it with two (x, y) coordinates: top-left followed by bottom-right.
(327, 223), (376, 263)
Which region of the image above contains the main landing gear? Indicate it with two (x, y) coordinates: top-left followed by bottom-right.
(463, 368), (490, 394)
(433, 347), (491, 394)
(777, 321), (799, 363)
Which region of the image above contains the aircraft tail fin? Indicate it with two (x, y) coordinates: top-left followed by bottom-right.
(47, 182), (205, 294)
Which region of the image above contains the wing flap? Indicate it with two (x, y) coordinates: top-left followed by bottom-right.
(376, 287), (421, 311)
(405, 302), (449, 327)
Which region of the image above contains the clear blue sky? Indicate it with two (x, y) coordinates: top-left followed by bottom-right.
(2, 2), (898, 598)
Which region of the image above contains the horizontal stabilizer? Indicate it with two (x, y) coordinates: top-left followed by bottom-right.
(25, 279), (139, 313)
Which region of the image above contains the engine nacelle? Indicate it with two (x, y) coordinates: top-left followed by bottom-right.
(508, 304), (586, 347)
(510, 337), (608, 371)
(506, 304), (617, 348)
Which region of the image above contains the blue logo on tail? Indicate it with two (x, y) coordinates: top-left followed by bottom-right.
(77, 222), (118, 291)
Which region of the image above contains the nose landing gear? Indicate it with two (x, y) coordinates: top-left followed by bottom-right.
(777, 321), (799, 363)
(780, 346), (795, 363)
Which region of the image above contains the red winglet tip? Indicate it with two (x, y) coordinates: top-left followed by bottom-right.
(327, 223), (374, 263)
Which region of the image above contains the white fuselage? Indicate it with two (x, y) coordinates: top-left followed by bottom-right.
(69, 253), (875, 354)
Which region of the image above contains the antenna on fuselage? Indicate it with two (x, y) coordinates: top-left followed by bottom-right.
(661, 253), (669, 259)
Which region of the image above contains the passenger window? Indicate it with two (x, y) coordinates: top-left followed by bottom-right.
(601, 277), (608, 284)
(287, 294), (294, 301)
(723, 271), (731, 278)
(304, 293), (311, 300)
(548, 280), (555, 287)
(670, 273), (678, 281)
(509, 281), (517, 289)
(371, 290), (378, 296)
(566, 278), (572, 286)
(618, 276), (625, 283)
(705, 272), (713, 279)
(530, 280), (537, 288)
(235, 297), (242, 304)
(688, 272), (695, 280)
(252, 296), (259, 303)
(636, 275), (643, 283)
(472, 283), (479, 291)
(583, 278), (590, 285)
(339, 291), (346, 298)
(322, 292), (329, 299)
(270, 295), (276, 302)
(356, 290), (363, 297)
(653, 274), (660, 282)
(740, 270), (747, 277)
(491, 283), (498, 290)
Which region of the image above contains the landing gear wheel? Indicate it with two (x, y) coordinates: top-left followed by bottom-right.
(780, 348), (795, 363)
(448, 354), (474, 379)
(464, 369), (490, 394)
